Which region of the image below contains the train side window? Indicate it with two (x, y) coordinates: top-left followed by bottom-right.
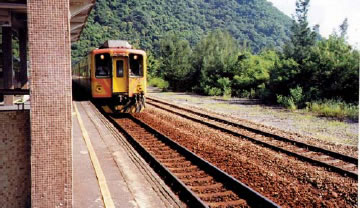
(129, 54), (143, 77)
(116, 60), (124, 77)
(95, 53), (111, 78)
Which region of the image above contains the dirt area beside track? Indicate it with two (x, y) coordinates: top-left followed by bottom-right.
(134, 106), (358, 207)
(147, 87), (358, 157)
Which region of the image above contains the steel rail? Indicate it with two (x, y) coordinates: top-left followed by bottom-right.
(147, 97), (357, 164)
(147, 97), (358, 179)
(108, 113), (280, 208)
(106, 114), (207, 208)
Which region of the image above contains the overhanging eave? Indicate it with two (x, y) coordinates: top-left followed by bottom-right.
(70, 0), (95, 43)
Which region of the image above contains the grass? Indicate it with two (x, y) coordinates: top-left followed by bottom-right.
(306, 100), (359, 121)
(148, 77), (169, 91)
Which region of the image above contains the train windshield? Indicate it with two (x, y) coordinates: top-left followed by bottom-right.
(95, 53), (112, 78)
(129, 54), (143, 77)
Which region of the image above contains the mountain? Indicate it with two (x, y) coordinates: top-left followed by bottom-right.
(71, 0), (292, 63)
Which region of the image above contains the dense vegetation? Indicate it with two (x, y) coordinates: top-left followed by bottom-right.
(71, 0), (292, 63)
(72, 0), (359, 120)
(149, 0), (359, 120)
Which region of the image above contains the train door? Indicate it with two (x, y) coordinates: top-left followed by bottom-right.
(112, 57), (128, 93)
(128, 54), (145, 97)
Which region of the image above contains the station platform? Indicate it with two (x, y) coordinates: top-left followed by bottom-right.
(0, 101), (30, 111)
(72, 101), (183, 208)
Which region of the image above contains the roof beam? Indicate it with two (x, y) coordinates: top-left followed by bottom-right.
(69, 0), (95, 43)
(70, 1), (93, 18)
(0, 3), (26, 10)
(71, 22), (84, 31)
(70, 15), (87, 23)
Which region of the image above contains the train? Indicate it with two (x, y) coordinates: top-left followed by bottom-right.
(72, 40), (147, 113)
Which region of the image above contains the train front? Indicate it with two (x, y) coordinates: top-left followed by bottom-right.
(91, 40), (147, 113)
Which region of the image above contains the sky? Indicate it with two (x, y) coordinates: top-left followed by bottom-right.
(267, 0), (360, 48)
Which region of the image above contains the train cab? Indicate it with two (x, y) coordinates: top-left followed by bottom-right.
(73, 40), (147, 113)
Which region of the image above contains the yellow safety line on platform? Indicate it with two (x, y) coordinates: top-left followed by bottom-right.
(74, 102), (116, 208)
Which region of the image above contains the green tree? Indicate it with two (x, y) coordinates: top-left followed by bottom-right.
(339, 18), (349, 40)
(304, 35), (359, 103)
(158, 34), (193, 91)
(146, 51), (161, 79)
(232, 50), (278, 98)
(269, 0), (317, 103)
(72, 0), (293, 62)
(270, 28), (359, 104)
(284, 0), (316, 63)
(268, 57), (300, 100)
(191, 30), (239, 94)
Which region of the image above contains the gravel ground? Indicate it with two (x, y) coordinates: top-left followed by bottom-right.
(134, 107), (358, 207)
(116, 117), (249, 207)
(148, 88), (358, 152)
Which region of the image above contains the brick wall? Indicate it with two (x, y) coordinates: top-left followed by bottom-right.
(0, 111), (31, 208)
(28, 0), (72, 207)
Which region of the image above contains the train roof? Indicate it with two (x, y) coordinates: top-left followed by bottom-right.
(91, 48), (146, 56)
(89, 40), (146, 56)
(100, 40), (132, 49)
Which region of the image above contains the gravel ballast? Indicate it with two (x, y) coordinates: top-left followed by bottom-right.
(148, 89), (358, 157)
(134, 106), (357, 207)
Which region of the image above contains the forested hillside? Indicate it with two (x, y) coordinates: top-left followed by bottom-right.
(148, 0), (359, 121)
(72, 0), (358, 120)
(71, 0), (292, 63)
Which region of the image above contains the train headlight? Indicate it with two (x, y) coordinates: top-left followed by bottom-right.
(137, 85), (143, 92)
(96, 85), (102, 92)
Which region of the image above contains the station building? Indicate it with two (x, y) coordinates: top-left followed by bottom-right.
(0, 1), (95, 207)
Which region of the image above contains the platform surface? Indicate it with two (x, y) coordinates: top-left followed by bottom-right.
(0, 101), (30, 111)
(73, 101), (183, 208)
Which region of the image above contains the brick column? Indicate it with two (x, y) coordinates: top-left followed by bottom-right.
(2, 26), (14, 105)
(19, 28), (28, 88)
(28, 0), (72, 207)
(0, 111), (31, 207)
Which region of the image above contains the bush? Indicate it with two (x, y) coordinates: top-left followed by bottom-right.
(148, 77), (169, 91)
(277, 95), (297, 110)
(239, 89), (256, 99)
(289, 86), (304, 106)
(231, 50), (276, 97)
(217, 77), (232, 98)
(204, 85), (222, 96)
(256, 84), (272, 100)
(276, 86), (304, 110)
(306, 100), (359, 121)
(208, 87), (222, 96)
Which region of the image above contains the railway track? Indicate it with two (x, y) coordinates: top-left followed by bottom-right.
(146, 97), (358, 180)
(108, 114), (280, 208)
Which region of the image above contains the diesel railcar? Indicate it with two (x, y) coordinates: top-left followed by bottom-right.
(72, 40), (146, 113)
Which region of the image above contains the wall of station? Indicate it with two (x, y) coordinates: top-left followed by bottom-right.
(0, 111), (30, 207)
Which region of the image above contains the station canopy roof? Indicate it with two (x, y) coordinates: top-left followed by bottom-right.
(0, 0), (95, 43)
